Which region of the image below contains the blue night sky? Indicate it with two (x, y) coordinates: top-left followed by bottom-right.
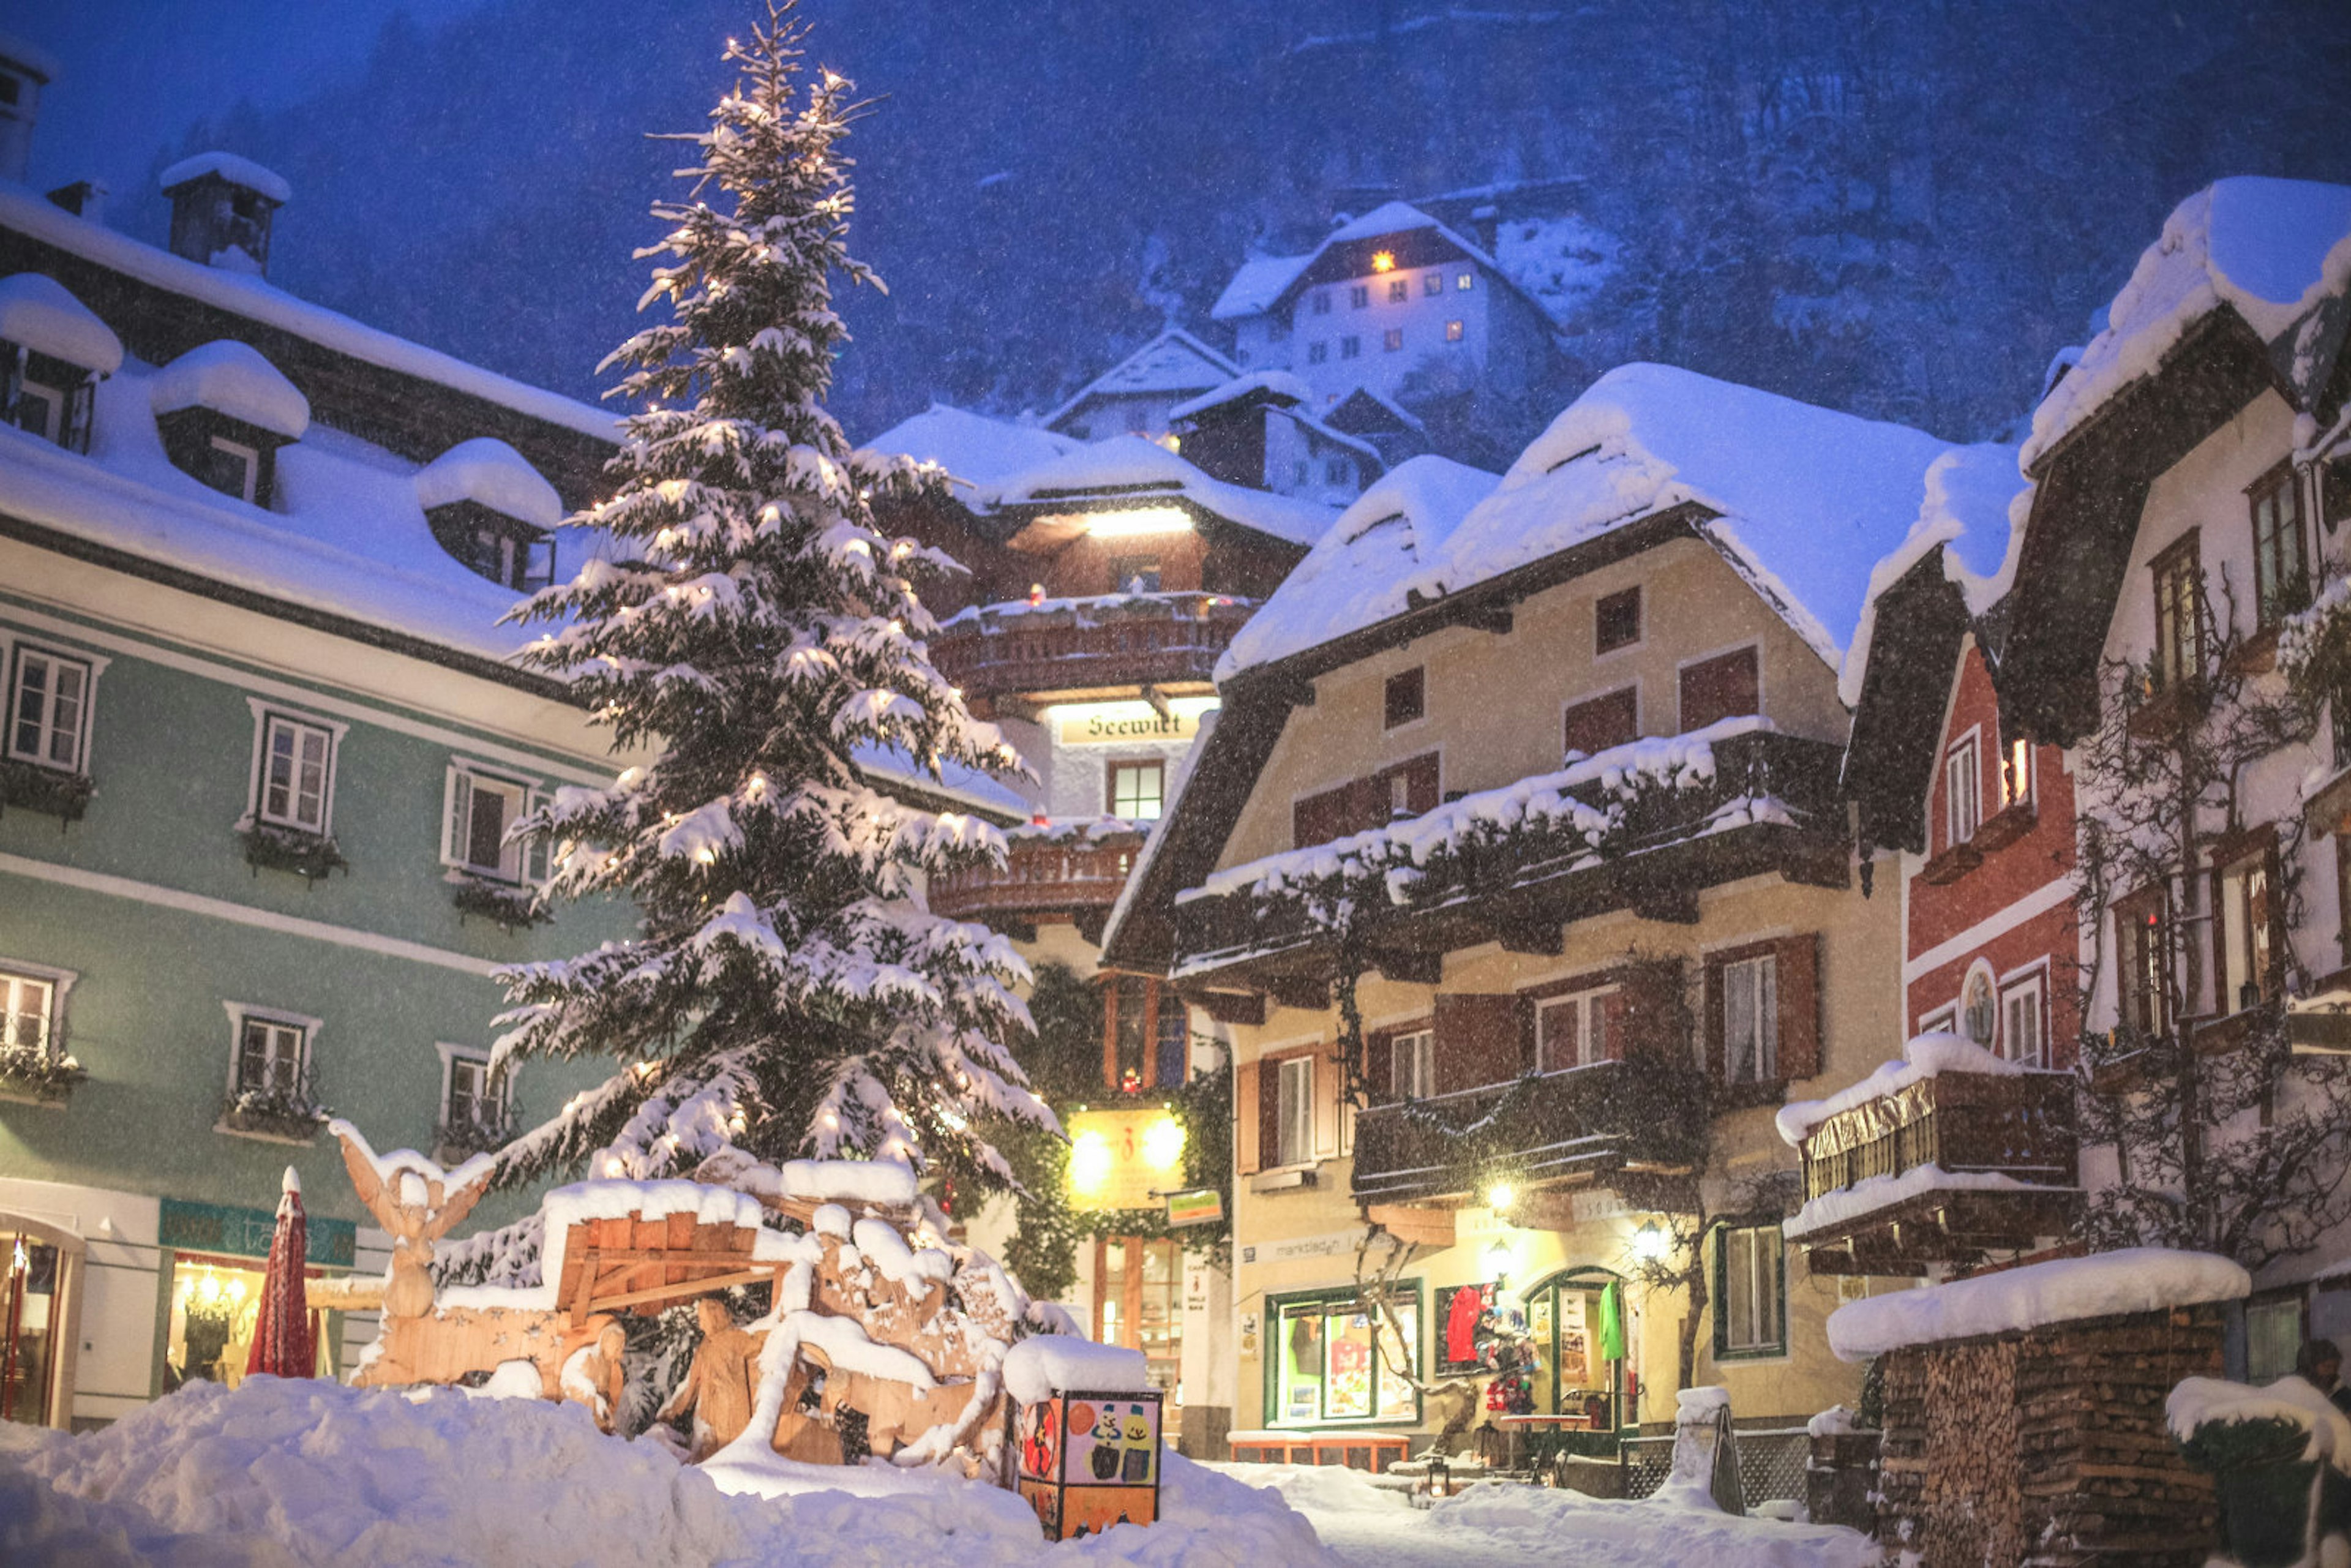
(6, 1), (2350, 455)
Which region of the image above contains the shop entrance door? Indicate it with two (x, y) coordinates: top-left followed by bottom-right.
(1, 1231), (61, 1425)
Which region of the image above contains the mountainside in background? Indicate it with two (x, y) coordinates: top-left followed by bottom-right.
(92, 0), (2351, 457)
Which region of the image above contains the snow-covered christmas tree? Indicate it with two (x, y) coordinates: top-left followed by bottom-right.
(492, 1), (1051, 1190)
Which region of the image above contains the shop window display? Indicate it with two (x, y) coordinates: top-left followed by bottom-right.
(1269, 1291), (1419, 1426)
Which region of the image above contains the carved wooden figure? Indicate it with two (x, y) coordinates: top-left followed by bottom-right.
(655, 1298), (766, 1460)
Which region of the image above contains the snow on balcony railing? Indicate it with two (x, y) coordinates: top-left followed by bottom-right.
(929, 591), (1256, 699)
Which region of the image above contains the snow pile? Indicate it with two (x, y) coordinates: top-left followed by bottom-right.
(1169, 370), (1313, 422)
(149, 340), (312, 438)
(2168, 1375), (2351, 1472)
(991, 434), (1340, 549)
(1000, 1335), (1152, 1408)
(2027, 178), (2351, 468)
(1837, 441), (2030, 706)
(1776, 1030), (2036, 1148)
(1826, 1248), (2251, 1360)
(863, 403), (1080, 490)
(0, 271), (126, 374)
(413, 437), (564, 527)
(1808, 1405), (1859, 1438)
(1231, 1460), (1875, 1568)
(1220, 454), (1501, 675)
(1182, 716), (1778, 924)
(1, 1377), (1336, 1567)
(159, 151), (293, 204)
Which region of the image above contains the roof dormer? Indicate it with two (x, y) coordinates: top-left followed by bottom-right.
(151, 340), (309, 507)
(160, 152), (290, 276)
(415, 438), (563, 591)
(0, 272), (122, 453)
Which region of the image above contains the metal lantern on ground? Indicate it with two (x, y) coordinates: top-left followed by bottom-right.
(244, 1166), (313, 1379)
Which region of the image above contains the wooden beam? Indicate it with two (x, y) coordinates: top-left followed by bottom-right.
(1141, 684), (1174, 720)
(1191, 989), (1267, 1027)
(1369, 947), (1443, 985)
(1452, 603), (1513, 635)
(1265, 973), (1330, 1011)
(1365, 1203), (1457, 1250)
(580, 1266), (779, 1316)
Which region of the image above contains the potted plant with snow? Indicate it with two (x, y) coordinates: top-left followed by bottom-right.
(2170, 1378), (2351, 1568)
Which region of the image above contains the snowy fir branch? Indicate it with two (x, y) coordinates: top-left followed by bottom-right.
(487, 2), (1053, 1193)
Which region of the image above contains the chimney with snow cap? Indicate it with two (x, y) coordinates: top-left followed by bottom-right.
(0, 31), (59, 184)
(161, 152), (290, 276)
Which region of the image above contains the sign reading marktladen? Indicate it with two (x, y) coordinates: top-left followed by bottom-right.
(1065, 1106), (1187, 1212)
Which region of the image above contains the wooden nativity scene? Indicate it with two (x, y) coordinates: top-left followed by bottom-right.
(301, 1117), (1158, 1524)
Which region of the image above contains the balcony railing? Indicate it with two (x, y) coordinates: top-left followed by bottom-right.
(1789, 1068), (2078, 1275)
(928, 823), (1149, 941)
(1171, 726), (1847, 986)
(1351, 1062), (1706, 1207)
(930, 591), (1255, 702)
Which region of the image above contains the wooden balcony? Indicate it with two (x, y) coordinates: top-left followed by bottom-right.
(1170, 727), (1848, 994)
(1790, 1069), (2079, 1276)
(1351, 1062), (1706, 1208)
(926, 825), (1147, 943)
(929, 592), (1255, 707)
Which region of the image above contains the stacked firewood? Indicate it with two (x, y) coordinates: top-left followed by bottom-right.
(1875, 1306), (2222, 1568)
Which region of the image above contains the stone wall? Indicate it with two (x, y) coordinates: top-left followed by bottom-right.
(1877, 1304), (2222, 1567)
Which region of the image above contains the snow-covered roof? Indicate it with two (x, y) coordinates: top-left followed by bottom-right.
(1329, 384), (1427, 435)
(1776, 1031), (2042, 1148)
(1219, 454), (1499, 677)
(851, 741), (1029, 823)
(1210, 252), (1313, 321)
(414, 437), (563, 528)
(1171, 370), (1312, 423)
(159, 151), (292, 205)
(1042, 329), (1237, 429)
(1835, 442), (2030, 706)
(0, 271), (124, 374)
(2026, 177), (2351, 469)
(0, 182), (615, 444)
(991, 434), (1341, 549)
(0, 356), (598, 667)
(861, 403), (1078, 490)
(1329, 200), (1445, 245)
(1826, 1248), (2249, 1360)
(1435, 364), (1959, 666)
(149, 340), (310, 440)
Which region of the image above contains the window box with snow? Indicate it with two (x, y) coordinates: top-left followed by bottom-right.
(0, 272), (123, 453)
(442, 762), (552, 926)
(236, 702), (347, 881)
(433, 1045), (516, 1161)
(0, 961), (83, 1106)
(416, 439), (562, 592)
(149, 341), (310, 506)
(2, 638), (103, 824)
(217, 1007), (329, 1141)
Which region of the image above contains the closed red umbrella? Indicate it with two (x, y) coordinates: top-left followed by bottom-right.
(246, 1166), (313, 1380)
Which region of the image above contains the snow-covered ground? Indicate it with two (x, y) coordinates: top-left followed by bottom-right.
(1227, 1462), (1881, 1568)
(0, 1378), (1878, 1567)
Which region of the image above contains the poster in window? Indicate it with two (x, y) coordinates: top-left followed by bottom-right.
(1324, 1311), (1375, 1418)
(1556, 1290), (1591, 1388)
(1374, 1305), (1417, 1417)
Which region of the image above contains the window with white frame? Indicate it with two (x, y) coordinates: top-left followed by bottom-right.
(1536, 987), (1618, 1071)
(443, 765), (551, 884)
(1276, 1055), (1314, 1166)
(1921, 1004), (1957, 1037)
(1723, 954), (1778, 1083)
(253, 711), (337, 834)
(1999, 971), (2047, 1068)
(8, 375), (63, 443)
(440, 1046), (513, 1138)
(231, 1010), (311, 1100)
(7, 644), (94, 773)
(2219, 849), (2281, 1015)
(1944, 733), (1981, 848)
(1717, 1223), (1785, 1356)
(0, 967), (58, 1059)
(1389, 1029), (1434, 1100)
(198, 435), (260, 503)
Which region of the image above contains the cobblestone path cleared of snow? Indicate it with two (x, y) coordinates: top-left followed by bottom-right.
(1219, 1462), (1883, 1568)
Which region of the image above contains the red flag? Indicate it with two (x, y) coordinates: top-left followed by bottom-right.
(246, 1166), (314, 1379)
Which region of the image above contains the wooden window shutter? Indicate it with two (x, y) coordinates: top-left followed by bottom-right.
(1433, 993), (1523, 1095)
(1679, 646), (1760, 733)
(1775, 934), (1823, 1082)
(1292, 782), (1353, 849)
(1563, 688), (1638, 759)
(1400, 752), (1440, 815)
(1617, 959), (1684, 1062)
(1314, 1048), (1340, 1158)
(1237, 1060), (1264, 1174)
(1363, 1029), (1393, 1102)
(1599, 988), (1631, 1062)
